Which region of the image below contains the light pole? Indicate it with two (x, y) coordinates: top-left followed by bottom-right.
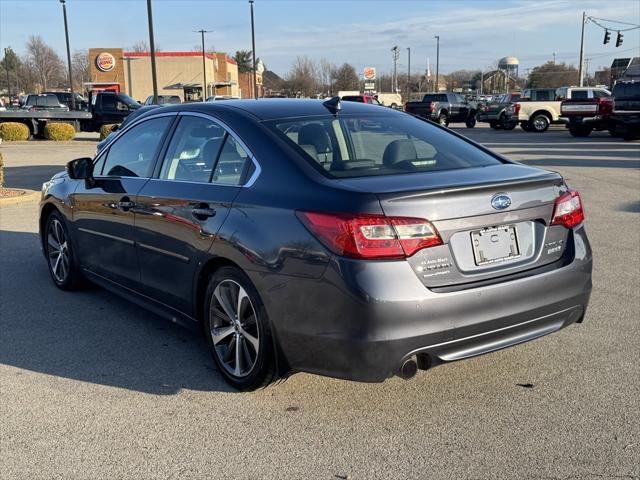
(434, 35), (440, 92)
(249, 1), (258, 98)
(406, 47), (411, 99)
(59, 0), (75, 110)
(195, 29), (211, 101)
(146, 0), (159, 104)
(391, 46), (399, 94)
(578, 11), (586, 86)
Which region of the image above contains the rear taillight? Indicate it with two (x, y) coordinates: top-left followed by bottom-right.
(598, 96), (614, 115)
(514, 103), (521, 115)
(296, 211), (442, 260)
(482, 105), (489, 112)
(551, 189), (584, 229)
(428, 101), (435, 113)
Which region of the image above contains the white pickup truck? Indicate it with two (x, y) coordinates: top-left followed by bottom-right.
(507, 86), (611, 132)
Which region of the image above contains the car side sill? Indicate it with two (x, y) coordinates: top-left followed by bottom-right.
(82, 268), (200, 332)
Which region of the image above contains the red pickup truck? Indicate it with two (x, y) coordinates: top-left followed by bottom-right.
(560, 94), (614, 137)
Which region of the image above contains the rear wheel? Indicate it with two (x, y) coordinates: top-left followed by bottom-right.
(465, 115), (476, 128)
(204, 267), (278, 391)
(438, 113), (449, 127)
(44, 211), (83, 290)
(569, 125), (593, 137)
(530, 114), (550, 132)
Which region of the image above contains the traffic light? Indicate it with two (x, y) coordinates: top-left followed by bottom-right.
(616, 31), (624, 47)
(603, 30), (611, 44)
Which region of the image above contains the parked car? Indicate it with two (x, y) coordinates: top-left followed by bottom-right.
(206, 95), (240, 101)
(143, 95), (181, 105)
(341, 94), (382, 105)
(404, 92), (478, 127)
(40, 99), (592, 391)
(21, 94), (69, 112)
(375, 93), (403, 108)
(43, 91), (89, 111)
(507, 87), (609, 132)
(609, 80), (640, 140)
(477, 92), (521, 130)
(560, 89), (613, 137)
(96, 105), (160, 152)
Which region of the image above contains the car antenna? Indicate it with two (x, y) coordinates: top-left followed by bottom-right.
(323, 96), (341, 114)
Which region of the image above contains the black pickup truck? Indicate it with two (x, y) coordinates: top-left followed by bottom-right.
(609, 80), (640, 140)
(404, 92), (477, 127)
(0, 91), (140, 137)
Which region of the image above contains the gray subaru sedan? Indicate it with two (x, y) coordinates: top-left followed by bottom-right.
(39, 98), (592, 390)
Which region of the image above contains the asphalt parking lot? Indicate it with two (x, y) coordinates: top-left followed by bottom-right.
(1, 125), (639, 479)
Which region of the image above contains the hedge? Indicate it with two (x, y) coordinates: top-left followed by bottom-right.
(0, 122), (30, 141)
(44, 122), (76, 141)
(100, 124), (119, 140)
(0, 152), (4, 188)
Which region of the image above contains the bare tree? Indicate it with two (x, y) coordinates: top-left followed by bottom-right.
(129, 40), (162, 53)
(71, 49), (89, 92)
(318, 58), (335, 96)
(25, 35), (64, 91)
(286, 56), (318, 97)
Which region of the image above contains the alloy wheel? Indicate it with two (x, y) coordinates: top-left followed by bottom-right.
(47, 218), (70, 283)
(209, 279), (260, 377)
(533, 116), (548, 131)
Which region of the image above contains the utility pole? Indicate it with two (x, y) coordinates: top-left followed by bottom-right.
(146, 0), (159, 104)
(59, 0), (75, 110)
(391, 46), (399, 93)
(195, 29), (211, 102)
(480, 70), (484, 96)
(406, 47), (411, 99)
(553, 51), (557, 64)
(578, 11), (586, 87)
(434, 35), (440, 92)
(3, 48), (11, 100)
(249, 1), (258, 99)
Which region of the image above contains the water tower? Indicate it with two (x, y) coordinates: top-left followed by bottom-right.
(498, 56), (519, 79)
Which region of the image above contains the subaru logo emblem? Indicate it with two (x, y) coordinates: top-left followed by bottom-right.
(491, 193), (512, 210)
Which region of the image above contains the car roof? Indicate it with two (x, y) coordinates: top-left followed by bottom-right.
(147, 98), (394, 121)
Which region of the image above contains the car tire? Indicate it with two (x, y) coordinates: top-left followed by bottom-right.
(438, 113), (449, 127)
(204, 266), (278, 391)
(503, 122), (517, 131)
(608, 127), (620, 137)
(531, 114), (550, 132)
(569, 125), (593, 137)
(521, 121), (532, 132)
(44, 210), (84, 291)
(465, 115), (476, 128)
(489, 121), (502, 130)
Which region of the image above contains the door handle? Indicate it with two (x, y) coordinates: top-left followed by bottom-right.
(192, 206), (216, 220)
(117, 196), (135, 212)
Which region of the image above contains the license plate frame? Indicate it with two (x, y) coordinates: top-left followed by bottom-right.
(471, 225), (520, 266)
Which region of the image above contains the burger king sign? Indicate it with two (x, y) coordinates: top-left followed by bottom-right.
(96, 52), (116, 72)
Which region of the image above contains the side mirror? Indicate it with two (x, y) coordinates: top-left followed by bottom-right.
(66, 157), (95, 187)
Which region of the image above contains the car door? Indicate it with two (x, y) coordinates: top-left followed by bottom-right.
(456, 94), (470, 121)
(71, 114), (175, 289)
(448, 94), (461, 121)
(134, 113), (257, 315)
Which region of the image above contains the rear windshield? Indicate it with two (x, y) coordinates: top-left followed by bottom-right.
(422, 94), (447, 102)
(266, 114), (503, 178)
(341, 96), (364, 102)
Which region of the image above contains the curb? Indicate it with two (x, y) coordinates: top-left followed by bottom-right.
(0, 189), (40, 206)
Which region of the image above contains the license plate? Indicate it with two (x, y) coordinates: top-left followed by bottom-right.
(471, 225), (520, 266)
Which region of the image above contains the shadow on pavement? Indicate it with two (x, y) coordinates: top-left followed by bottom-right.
(3, 165), (66, 190)
(0, 229), (235, 395)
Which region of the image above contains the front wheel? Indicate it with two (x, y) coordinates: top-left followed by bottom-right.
(44, 211), (84, 290)
(204, 267), (278, 391)
(503, 121), (517, 131)
(438, 113), (449, 127)
(521, 121), (532, 132)
(489, 121), (502, 130)
(465, 115), (476, 128)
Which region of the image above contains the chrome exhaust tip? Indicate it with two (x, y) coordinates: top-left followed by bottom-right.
(398, 357), (418, 380)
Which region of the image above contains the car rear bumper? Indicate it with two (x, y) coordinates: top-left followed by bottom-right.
(252, 226), (592, 382)
(478, 113), (502, 122)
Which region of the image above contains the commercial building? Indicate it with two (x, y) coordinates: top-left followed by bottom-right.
(87, 48), (240, 102)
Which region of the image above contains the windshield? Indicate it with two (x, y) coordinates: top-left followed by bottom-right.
(266, 114), (503, 178)
(422, 94), (447, 102)
(118, 93), (140, 108)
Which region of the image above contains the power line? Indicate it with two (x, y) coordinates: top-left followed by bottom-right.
(588, 16), (640, 32)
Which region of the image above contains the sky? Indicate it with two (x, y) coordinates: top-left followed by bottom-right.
(1, 0), (639, 78)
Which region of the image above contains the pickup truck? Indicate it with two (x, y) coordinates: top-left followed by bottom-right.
(560, 89), (613, 137)
(609, 80), (640, 140)
(0, 91), (140, 137)
(477, 92), (521, 130)
(507, 87), (611, 132)
(404, 92), (477, 127)
(22, 94), (69, 112)
(341, 94), (382, 105)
